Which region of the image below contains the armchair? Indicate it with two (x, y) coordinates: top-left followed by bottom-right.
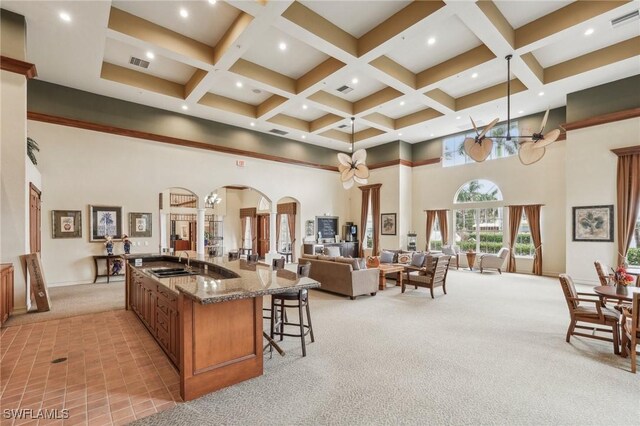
(441, 245), (460, 270)
(594, 261), (614, 286)
(479, 248), (509, 274)
(402, 255), (451, 299)
(559, 274), (620, 354)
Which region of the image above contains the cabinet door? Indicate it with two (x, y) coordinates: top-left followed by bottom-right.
(168, 308), (180, 365)
(0, 271), (7, 324)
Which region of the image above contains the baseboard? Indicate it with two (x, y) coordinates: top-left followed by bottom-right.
(12, 306), (28, 315)
(47, 278), (125, 288)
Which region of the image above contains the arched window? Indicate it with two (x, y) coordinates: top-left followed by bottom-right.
(454, 179), (502, 203)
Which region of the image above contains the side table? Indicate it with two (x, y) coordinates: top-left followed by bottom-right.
(465, 252), (477, 271)
(93, 255), (124, 283)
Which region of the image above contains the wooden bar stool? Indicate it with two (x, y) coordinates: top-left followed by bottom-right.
(270, 263), (314, 356)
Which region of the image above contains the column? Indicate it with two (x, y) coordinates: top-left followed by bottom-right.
(268, 211), (278, 262)
(197, 209), (205, 256)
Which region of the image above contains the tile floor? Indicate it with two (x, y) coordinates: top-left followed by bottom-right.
(0, 310), (181, 426)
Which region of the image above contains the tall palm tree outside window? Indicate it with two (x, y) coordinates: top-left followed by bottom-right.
(443, 122), (519, 167)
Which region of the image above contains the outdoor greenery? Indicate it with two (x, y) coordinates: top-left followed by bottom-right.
(443, 122), (520, 167)
(628, 248), (640, 266)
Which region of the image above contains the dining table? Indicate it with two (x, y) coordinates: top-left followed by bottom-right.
(593, 285), (640, 303)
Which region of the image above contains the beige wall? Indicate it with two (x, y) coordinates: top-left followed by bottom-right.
(565, 117), (640, 284)
(28, 120), (350, 286)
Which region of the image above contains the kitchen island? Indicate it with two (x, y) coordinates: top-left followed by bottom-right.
(125, 254), (320, 401)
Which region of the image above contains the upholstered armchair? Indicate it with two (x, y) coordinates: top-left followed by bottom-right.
(441, 245), (460, 270)
(402, 255), (451, 299)
(479, 248), (509, 274)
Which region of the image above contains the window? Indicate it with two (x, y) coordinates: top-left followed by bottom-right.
(454, 180), (503, 254)
(455, 179), (502, 203)
(515, 212), (535, 257)
(443, 122), (520, 167)
(364, 198), (373, 249)
(278, 215), (291, 252)
(243, 217), (251, 248)
(627, 209), (640, 267)
(430, 218), (442, 251)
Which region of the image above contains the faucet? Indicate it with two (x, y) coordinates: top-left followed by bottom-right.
(179, 251), (191, 269)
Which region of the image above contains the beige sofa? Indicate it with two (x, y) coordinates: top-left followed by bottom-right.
(300, 255), (379, 299)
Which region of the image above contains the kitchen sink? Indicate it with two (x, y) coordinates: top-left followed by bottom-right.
(149, 267), (197, 278)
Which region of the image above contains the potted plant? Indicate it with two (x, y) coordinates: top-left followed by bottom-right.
(27, 137), (40, 165)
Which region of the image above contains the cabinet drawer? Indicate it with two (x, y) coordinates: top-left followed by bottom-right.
(156, 325), (170, 351)
(156, 309), (170, 334)
(156, 286), (177, 306)
(156, 294), (175, 316)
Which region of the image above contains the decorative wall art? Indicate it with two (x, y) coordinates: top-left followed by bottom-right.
(572, 205), (614, 242)
(129, 212), (152, 238)
(90, 205), (122, 242)
(305, 220), (314, 237)
(381, 213), (397, 235)
(51, 210), (82, 238)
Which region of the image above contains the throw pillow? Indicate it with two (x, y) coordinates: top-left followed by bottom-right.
(380, 250), (395, 263)
(324, 246), (341, 257)
(357, 258), (367, 270)
(366, 256), (380, 268)
(397, 253), (412, 264)
(411, 252), (426, 267)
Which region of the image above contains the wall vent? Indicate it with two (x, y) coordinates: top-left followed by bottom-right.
(338, 124), (348, 129)
(269, 129), (288, 136)
(129, 56), (150, 69)
(336, 85), (354, 94)
(611, 10), (639, 27)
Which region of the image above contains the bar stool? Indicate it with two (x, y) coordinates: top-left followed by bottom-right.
(270, 263), (314, 356)
(247, 254), (259, 262)
(228, 251), (239, 260)
(272, 256), (285, 270)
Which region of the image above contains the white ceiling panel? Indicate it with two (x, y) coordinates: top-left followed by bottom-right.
(329, 72), (387, 102)
(438, 59), (508, 99)
(378, 98), (426, 120)
(281, 104), (328, 121)
(494, 0), (575, 29)
(207, 71), (273, 105)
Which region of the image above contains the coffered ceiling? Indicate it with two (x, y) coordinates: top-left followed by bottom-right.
(4, 0), (639, 152)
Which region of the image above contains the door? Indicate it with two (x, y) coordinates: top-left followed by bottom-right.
(257, 214), (270, 259)
(29, 183), (42, 253)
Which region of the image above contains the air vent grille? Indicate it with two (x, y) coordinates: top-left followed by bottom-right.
(129, 57), (150, 69)
(611, 10), (639, 27)
(336, 85), (354, 94)
(338, 124), (348, 129)
(269, 129), (288, 135)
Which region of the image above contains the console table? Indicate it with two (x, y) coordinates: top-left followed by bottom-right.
(93, 255), (124, 283)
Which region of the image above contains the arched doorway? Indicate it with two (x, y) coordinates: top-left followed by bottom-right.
(275, 197), (301, 263)
(159, 187), (199, 253)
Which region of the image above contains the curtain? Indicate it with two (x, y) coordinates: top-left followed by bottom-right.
(251, 216), (258, 255)
(425, 211), (437, 250)
(507, 206), (524, 273)
(524, 205), (542, 275)
(241, 217), (247, 249)
(287, 213), (296, 262)
(617, 153), (640, 265)
(239, 208), (257, 250)
(371, 185), (381, 256)
(275, 213), (281, 252)
(436, 210), (449, 246)
(359, 188), (371, 257)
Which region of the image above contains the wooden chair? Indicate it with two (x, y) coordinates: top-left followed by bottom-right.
(228, 251), (239, 260)
(247, 254), (259, 262)
(594, 261), (613, 286)
(272, 256), (285, 270)
(402, 255), (451, 299)
(558, 274), (620, 354)
(621, 292), (640, 373)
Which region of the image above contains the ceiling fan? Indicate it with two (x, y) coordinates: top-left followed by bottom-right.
(464, 55), (562, 165)
(337, 117), (369, 189)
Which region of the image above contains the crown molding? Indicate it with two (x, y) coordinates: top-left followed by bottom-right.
(0, 56), (37, 79)
(562, 107), (640, 132)
(611, 145), (640, 156)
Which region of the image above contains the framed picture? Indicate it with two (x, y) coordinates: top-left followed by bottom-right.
(90, 205), (122, 242)
(305, 220), (314, 237)
(381, 213), (397, 235)
(572, 205), (614, 242)
(51, 210), (82, 238)
(129, 212), (152, 238)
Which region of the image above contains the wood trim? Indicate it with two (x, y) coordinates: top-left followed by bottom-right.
(562, 108), (640, 132)
(29, 182), (42, 196)
(368, 159), (412, 170)
(411, 157), (442, 167)
(358, 183), (382, 191)
(224, 186), (248, 190)
(27, 111), (339, 172)
(611, 145), (640, 156)
(0, 56), (37, 79)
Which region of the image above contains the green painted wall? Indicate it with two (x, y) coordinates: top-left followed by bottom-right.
(566, 74), (640, 122)
(1, 9), (26, 60)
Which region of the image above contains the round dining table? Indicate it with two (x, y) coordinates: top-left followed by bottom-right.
(593, 285), (640, 302)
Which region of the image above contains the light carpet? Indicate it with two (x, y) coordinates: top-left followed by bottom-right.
(4, 281), (125, 327)
(132, 270), (640, 425)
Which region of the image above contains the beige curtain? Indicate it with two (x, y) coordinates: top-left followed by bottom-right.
(275, 213), (281, 252)
(240, 218), (247, 249)
(359, 188), (371, 257)
(436, 210), (449, 245)
(425, 211), (437, 250)
(507, 206), (524, 273)
(371, 185), (381, 256)
(524, 205), (542, 275)
(617, 153), (640, 265)
(287, 213), (296, 262)
(240, 208), (257, 249)
(251, 216), (258, 254)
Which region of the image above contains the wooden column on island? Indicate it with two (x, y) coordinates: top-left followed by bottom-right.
(179, 294), (263, 401)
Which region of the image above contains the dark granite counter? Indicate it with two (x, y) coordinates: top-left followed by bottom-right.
(126, 254), (320, 304)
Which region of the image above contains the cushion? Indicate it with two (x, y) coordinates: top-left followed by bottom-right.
(324, 246), (341, 257)
(301, 254), (317, 259)
(575, 305), (620, 322)
(317, 255), (335, 262)
(357, 258), (367, 270)
(397, 253), (412, 264)
(335, 256), (359, 270)
(380, 250), (395, 264)
(411, 252), (426, 268)
(366, 256), (380, 268)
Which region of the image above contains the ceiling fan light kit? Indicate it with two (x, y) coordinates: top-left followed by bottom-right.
(463, 55), (562, 165)
(337, 117), (370, 189)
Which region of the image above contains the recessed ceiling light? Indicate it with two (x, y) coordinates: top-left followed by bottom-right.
(181, 105), (188, 110)
(301, 135), (306, 139)
(427, 37), (436, 45)
(302, 104), (308, 110)
(352, 77), (359, 84)
(208, 0), (217, 4)
(250, 122), (255, 127)
(584, 28), (594, 36)
(179, 8), (189, 18)
(471, 72), (478, 79)
(400, 101), (405, 106)
(146, 51), (155, 60)
(456, 116), (461, 120)
(236, 81), (243, 88)
(59, 11), (71, 22)
(398, 133), (403, 136)
(538, 91), (544, 96)
(518, 110), (524, 114)
(278, 42), (287, 51)
(430, 133), (434, 137)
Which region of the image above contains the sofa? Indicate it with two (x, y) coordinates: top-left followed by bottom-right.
(299, 254), (379, 299)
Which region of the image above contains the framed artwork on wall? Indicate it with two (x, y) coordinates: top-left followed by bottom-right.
(381, 213), (397, 235)
(572, 205), (614, 242)
(51, 210), (82, 238)
(305, 220), (314, 237)
(129, 212), (152, 238)
(90, 205), (122, 242)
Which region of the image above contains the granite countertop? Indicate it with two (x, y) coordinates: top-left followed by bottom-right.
(127, 254), (320, 305)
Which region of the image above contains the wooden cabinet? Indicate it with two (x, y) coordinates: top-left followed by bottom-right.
(127, 265), (179, 366)
(1, 264), (14, 326)
(303, 242), (359, 258)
